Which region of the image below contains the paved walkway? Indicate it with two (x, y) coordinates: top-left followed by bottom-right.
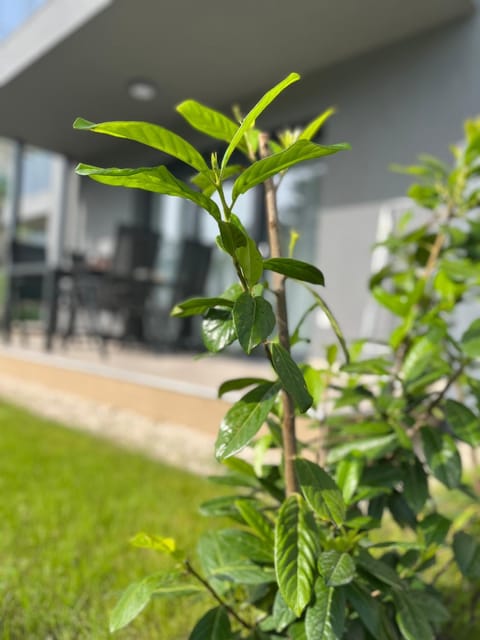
(0, 335), (271, 474)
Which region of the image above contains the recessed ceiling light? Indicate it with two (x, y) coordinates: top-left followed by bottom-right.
(128, 79), (158, 101)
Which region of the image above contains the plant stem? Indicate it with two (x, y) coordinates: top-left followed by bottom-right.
(184, 560), (252, 630)
(259, 132), (299, 496)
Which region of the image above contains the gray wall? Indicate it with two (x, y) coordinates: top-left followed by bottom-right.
(291, 4), (480, 355)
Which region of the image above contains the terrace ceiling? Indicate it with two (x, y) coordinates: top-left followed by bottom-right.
(0, 0), (473, 165)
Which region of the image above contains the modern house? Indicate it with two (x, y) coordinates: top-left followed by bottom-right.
(0, 0), (478, 355)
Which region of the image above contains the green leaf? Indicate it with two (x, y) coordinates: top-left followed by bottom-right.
(210, 562), (276, 585)
(372, 286), (409, 317)
(73, 118), (207, 172)
(299, 107), (336, 141)
(305, 286), (349, 364)
(176, 99), (249, 154)
(232, 139), (349, 200)
(189, 606), (232, 640)
(214, 529), (273, 563)
(171, 296), (234, 317)
(235, 237), (264, 286)
(318, 551), (356, 587)
(222, 72), (300, 171)
(263, 257), (325, 285)
(444, 399), (480, 446)
(76, 163), (221, 221)
(218, 377), (272, 398)
(215, 383), (280, 460)
(344, 583), (385, 640)
(109, 578), (156, 632)
(290, 622), (308, 640)
(460, 318), (480, 358)
(129, 532), (177, 554)
(420, 427), (462, 489)
(326, 434), (398, 465)
(275, 494), (317, 616)
(305, 578), (346, 640)
(236, 500), (275, 545)
(192, 164), (244, 197)
(202, 308), (236, 353)
(109, 573), (195, 632)
(341, 357), (392, 376)
(400, 334), (441, 383)
(269, 590), (296, 632)
(402, 458), (428, 514)
(295, 458), (346, 526)
(335, 458), (363, 503)
(393, 590), (434, 640)
(233, 293), (275, 354)
(418, 513), (451, 547)
(453, 531), (480, 579)
(270, 343), (313, 412)
(356, 549), (404, 589)
(218, 221), (247, 256)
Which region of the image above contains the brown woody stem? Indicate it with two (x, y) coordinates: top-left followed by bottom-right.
(259, 132), (299, 496)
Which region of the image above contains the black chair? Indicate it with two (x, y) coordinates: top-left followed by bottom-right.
(5, 240), (46, 338)
(63, 225), (160, 346)
(145, 238), (212, 349)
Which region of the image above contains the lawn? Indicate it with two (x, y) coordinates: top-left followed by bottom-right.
(0, 402), (222, 639)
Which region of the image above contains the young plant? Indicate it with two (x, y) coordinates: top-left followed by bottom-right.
(74, 76), (480, 639)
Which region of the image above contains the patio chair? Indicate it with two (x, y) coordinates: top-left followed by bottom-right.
(63, 225), (160, 347)
(145, 238), (212, 349)
(4, 240), (46, 340)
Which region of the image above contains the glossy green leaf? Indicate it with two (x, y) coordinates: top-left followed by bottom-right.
(214, 529), (273, 563)
(218, 221), (247, 256)
(372, 287), (409, 317)
(218, 377), (272, 398)
(460, 318), (480, 358)
(453, 531), (480, 579)
(188, 606), (232, 640)
(305, 578), (346, 640)
(129, 532), (177, 554)
(356, 549), (404, 589)
(393, 590), (434, 640)
(232, 139), (349, 200)
(327, 434), (398, 465)
(76, 163), (221, 221)
(418, 513), (451, 547)
(290, 622), (308, 640)
(210, 562), (276, 585)
(318, 551), (355, 587)
(342, 357), (392, 376)
(275, 494), (317, 616)
(176, 99), (248, 153)
(269, 590), (297, 632)
(236, 500), (275, 545)
(402, 458), (428, 514)
(305, 286), (349, 363)
(109, 573), (197, 632)
(73, 118), (207, 172)
(401, 334), (440, 383)
(444, 398), (480, 446)
(233, 293), (275, 354)
(420, 427), (462, 489)
(344, 583), (385, 640)
(202, 308), (236, 352)
(295, 458), (346, 526)
(270, 343), (313, 412)
(215, 383), (280, 460)
(222, 72), (300, 171)
(335, 458), (363, 503)
(299, 107), (336, 141)
(171, 296), (234, 317)
(109, 578), (156, 632)
(235, 237), (264, 286)
(199, 494), (253, 518)
(263, 257), (325, 285)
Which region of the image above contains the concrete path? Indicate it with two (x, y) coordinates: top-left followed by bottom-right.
(0, 337), (271, 474)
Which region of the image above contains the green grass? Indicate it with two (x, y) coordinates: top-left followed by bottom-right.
(0, 402), (223, 639)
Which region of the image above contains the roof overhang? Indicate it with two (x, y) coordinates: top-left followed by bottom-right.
(0, 0), (474, 165)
